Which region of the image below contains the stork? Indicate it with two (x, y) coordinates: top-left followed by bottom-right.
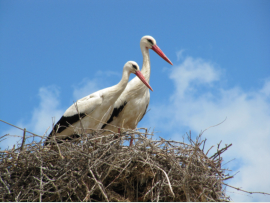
(101, 36), (173, 145)
(45, 61), (153, 145)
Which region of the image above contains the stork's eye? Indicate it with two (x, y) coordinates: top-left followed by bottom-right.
(147, 39), (153, 45)
(132, 64), (137, 69)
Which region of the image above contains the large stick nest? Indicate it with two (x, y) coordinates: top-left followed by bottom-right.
(0, 128), (232, 201)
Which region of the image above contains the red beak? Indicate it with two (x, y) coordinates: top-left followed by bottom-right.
(151, 44), (173, 65)
(135, 70), (153, 91)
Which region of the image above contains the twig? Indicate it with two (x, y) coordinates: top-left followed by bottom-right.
(105, 159), (132, 189)
(88, 163), (109, 202)
(53, 136), (64, 160)
(0, 119), (40, 137)
(143, 180), (161, 201)
(20, 128), (27, 151)
(206, 145), (214, 156)
(39, 159), (43, 202)
(82, 180), (91, 202)
(210, 144), (232, 159)
(201, 117), (227, 135)
(15, 191), (21, 202)
(224, 183), (270, 195)
(202, 138), (207, 152)
(0, 176), (10, 194)
(139, 160), (175, 198)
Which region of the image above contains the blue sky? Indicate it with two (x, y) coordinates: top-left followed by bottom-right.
(1, 0), (270, 201)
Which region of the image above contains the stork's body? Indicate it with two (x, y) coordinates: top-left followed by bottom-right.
(102, 36), (172, 135)
(45, 61), (152, 145)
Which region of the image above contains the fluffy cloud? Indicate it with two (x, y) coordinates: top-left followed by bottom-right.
(146, 55), (270, 201)
(72, 70), (119, 100)
(260, 79), (270, 97)
(170, 56), (221, 99)
(72, 78), (100, 101)
(0, 86), (65, 149)
(30, 86), (64, 135)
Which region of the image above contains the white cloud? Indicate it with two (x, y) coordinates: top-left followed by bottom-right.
(170, 56), (221, 99)
(72, 78), (100, 101)
(176, 49), (185, 61)
(30, 86), (64, 135)
(147, 55), (270, 201)
(0, 86), (65, 149)
(260, 78), (270, 97)
(72, 71), (118, 101)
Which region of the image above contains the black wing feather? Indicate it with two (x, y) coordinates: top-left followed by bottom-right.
(44, 113), (86, 146)
(49, 113), (86, 136)
(101, 101), (127, 129)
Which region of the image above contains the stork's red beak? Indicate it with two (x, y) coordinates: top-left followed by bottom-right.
(151, 45), (173, 65)
(135, 70), (153, 91)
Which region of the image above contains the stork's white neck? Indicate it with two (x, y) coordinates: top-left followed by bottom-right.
(112, 68), (131, 97)
(140, 46), (151, 83)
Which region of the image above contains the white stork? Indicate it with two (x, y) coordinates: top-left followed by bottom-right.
(101, 36), (173, 144)
(45, 61), (153, 145)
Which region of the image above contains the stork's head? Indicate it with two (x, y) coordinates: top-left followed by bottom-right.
(140, 35), (157, 49)
(125, 61), (140, 74)
(124, 61), (153, 91)
(140, 35), (173, 65)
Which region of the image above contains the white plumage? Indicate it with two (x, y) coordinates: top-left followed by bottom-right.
(101, 36), (173, 140)
(45, 61), (152, 145)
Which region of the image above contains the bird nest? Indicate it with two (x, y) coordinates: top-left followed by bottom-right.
(0, 128), (232, 202)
